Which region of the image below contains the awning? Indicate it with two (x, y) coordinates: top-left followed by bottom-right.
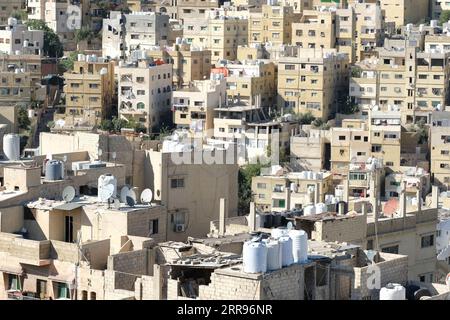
(53, 202), (84, 211)
(0, 265), (24, 275)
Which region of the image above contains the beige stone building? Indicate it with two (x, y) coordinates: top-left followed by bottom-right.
(278, 48), (349, 120)
(430, 112), (450, 191)
(173, 77), (226, 135)
(290, 127), (331, 172)
(146, 43), (212, 89)
(182, 15), (248, 63)
(379, 0), (430, 28)
(0, 0), (26, 25)
(117, 58), (172, 132)
(251, 170), (334, 212)
(248, 5), (301, 47)
(350, 46), (450, 124)
(63, 58), (115, 127)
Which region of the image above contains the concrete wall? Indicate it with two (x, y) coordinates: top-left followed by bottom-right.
(0, 205), (23, 233)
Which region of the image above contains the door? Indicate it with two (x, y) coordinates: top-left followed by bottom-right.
(65, 216), (74, 243)
(37, 280), (47, 300)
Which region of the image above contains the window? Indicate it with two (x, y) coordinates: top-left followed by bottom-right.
(372, 145), (382, 152)
(57, 282), (69, 299)
(257, 183), (267, 189)
(170, 178), (185, 188)
(149, 219), (158, 235)
(381, 245), (399, 254)
(421, 234), (434, 248)
(258, 194), (265, 199)
(89, 84), (99, 89)
(386, 161), (394, 166)
(8, 274), (21, 291)
(285, 64), (295, 70)
(272, 199), (285, 208)
(339, 136), (346, 141)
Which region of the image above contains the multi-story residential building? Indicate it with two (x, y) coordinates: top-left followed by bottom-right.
(44, 0), (80, 51)
(0, 68), (33, 104)
(0, 20), (43, 55)
(27, 0), (46, 20)
(63, 57), (115, 127)
(0, 0), (25, 25)
(213, 59), (277, 109)
(146, 42), (212, 88)
(118, 57), (172, 132)
(251, 169), (334, 212)
(290, 127), (331, 171)
(385, 167), (430, 199)
(248, 4), (301, 47)
(430, 111), (450, 191)
(183, 15), (248, 63)
(172, 77), (226, 134)
(278, 48), (349, 120)
(350, 45), (450, 124)
(148, 0), (221, 20)
(379, 0), (430, 28)
(433, 0), (450, 20)
(102, 11), (169, 59)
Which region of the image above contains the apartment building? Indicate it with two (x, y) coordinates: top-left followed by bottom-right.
(430, 111), (450, 191)
(172, 77), (226, 134)
(27, 0), (45, 20)
(214, 59), (277, 108)
(146, 42), (212, 88)
(0, 68), (33, 104)
(102, 11), (169, 59)
(44, 0), (80, 51)
(0, 20), (43, 55)
(290, 127), (331, 171)
(350, 46), (450, 124)
(117, 58), (172, 132)
(63, 57), (115, 127)
(379, 0), (430, 28)
(251, 170), (334, 212)
(0, 0), (25, 25)
(433, 0), (450, 20)
(278, 48), (349, 120)
(385, 167), (430, 199)
(248, 4), (301, 47)
(183, 15), (248, 63)
(149, 0), (221, 20)
(424, 33), (450, 53)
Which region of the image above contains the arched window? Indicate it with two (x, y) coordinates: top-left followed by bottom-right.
(137, 102), (145, 109)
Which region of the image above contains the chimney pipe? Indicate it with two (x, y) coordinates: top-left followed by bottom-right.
(219, 198), (227, 236)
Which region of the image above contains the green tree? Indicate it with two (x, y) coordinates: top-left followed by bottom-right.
(238, 162), (269, 214)
(111, 117), (128, 132)
(59, 51), (80, 72)
(11, 10), (28, 21)
(75, 27), (95, 43)
(99, 119), (113, 132)
(26, 20), (63, 58)
(18, 107), (31, 130)
(294, 112), (315, 125)
(440, 10), (450, 25)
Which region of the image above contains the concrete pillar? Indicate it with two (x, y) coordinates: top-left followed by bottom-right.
(152, 264), (163, 300)
(431, 185), (439, 208)
(416, 188), (422, 214)
(285, 187), (291, 210)
(314, 182), (320, 204)
(338, 202), (345, 215)
(399, 181), (407, 217)
(248, 202), (256, 232)
(343, 178), (349, 203)
(219, 198), (227, 236)
(361, 201), (368, 216)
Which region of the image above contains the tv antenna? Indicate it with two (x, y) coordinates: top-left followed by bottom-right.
(140, 188), (153, 205)
(62, 186), (76, 202)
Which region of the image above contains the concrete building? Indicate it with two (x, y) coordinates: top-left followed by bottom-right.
(385, 167), (430, 199)
(0, 0), (26, 25)
(146, 42), (212, 88)
(349, 46), (450, 124)
(278, 48), (349, 120)
(430, 111), (450, 190)
(172, 77), (226, 134)
(380, 0), (430, 28)
(182, 15), (248, 63)
(290, 127), (331, 172)
(102, 11), (169, 59)
(0, 20), (43, 56)
(251, 169), (334, 212)
(62, 57), (115, 128)
(147, 0), (221, 21)
(117, 57), (172, 132)
(248, 4), (301, 47)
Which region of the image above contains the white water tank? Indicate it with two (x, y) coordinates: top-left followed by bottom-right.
(315, 202), (327, 214)
(98, 174), (117, 199)
(243, 240), (267, 273)
(379, 283), (406, 300)
(271, 227), (288, 239)
(324, 194), (334, 204)
(3, 134), (20, 161)
(289, 229), (308, 263)
(264, 239), (282, 271)
(303, 205), (316, 216)
(301, 171), (308, 179)
(430, 20), (438, 28)
(307, 171), (314, 179)
(99, 67), (108, 76)
(279, 236), (293, 267)
(290, 182), (298, 193)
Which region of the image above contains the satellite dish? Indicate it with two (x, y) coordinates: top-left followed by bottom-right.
(113, 198), (121, 209)
(62, 186), (76, 202)
(99, 183), (114, 202)
(286, 221), (293, 231)
(120, 186), (130, 203)
(140, 188), (153, 204)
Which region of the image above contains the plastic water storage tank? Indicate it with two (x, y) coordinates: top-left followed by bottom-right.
(315, 202), (327, 214)
(278, 236), (293, 267)
(263, 239), (282, 271)
(243, 240), (268, 273)
(271, 227), (288, 239)
(98, 174), (117, 198)
(303, 205), (316, 216)
(45, 160), (63, 180)
(289, 229), (308, 264)
(3, 133), (20, 161)
(380, 283), (406, 300)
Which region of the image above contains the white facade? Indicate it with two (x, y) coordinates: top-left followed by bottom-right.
(0, 21), (44, 55)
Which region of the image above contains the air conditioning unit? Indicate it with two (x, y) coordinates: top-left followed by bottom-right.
(174, 224), (185, 232)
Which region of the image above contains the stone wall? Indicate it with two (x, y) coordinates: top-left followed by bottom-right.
(50, 240), (79, 263)
(0, 232), (51, 261)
